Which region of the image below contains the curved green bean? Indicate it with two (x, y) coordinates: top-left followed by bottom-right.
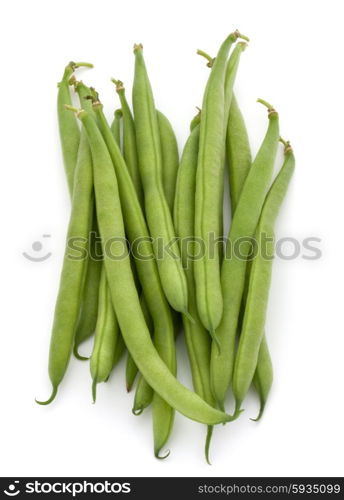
(132, 44), (189, 317)
(210, 100), (280, 410)
(157, 110), (179, 212)
(194, 31), (248, 339)
(90, 267), (120, 402)
(74, 107), (230, 425)
(90, 96), (177, 454)
(36, 120), (94, 405)
(232, 141), (295, 413)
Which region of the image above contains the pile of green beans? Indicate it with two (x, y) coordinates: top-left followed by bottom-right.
(37, 32), (294, 462)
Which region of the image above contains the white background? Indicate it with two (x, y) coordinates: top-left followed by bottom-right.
(1, 0), (344, 478)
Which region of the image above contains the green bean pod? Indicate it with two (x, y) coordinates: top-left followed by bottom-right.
(194, 31), (248, 337)
(72, 80), (103, 360)
(36, 123), (94, 405)
(112, 80), (143, 206)
(111, 109), (123, 147)
(132, 44), (189, 316)
(232, 142), (295, 413)
(157, 110), (179, 212)
(174, 119), (216, 463)
(227, 94), (273, 419)
(224, 43), (247, 121)
(57, 62), (92, 194)
(90, 267), (120, 402)
(210, 101), (280, 410)
(111, 83), (143, 392)
(112, 80), (178, 449)
(76, 108), (230, 425)
(227, 94), (252, 212)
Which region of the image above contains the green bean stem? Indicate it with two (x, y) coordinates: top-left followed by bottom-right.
(210, 101), (279, 411)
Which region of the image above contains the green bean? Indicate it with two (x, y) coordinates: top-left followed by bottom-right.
(227, 94), (252, 212)
(57, 62), (92, 194)
(133, 375), (154, 415)
(36, 117), (94, 405)
(127, 294), (152, 392)
(210, 100), (280, 410)
(227, 94), (273, 420)
(71, 79), (103, 360)
(194, 31), (248, 338)
(157, 110), (179, 212)
(224, 43), (247, 120)
(112, 80), (143, 206)
(72, 107), (232, 425)
(111, 109), (123, 147)
(90, 96), (177, 454)
(198, 42), (247, 265)
(174, 116), (217, 463)
(113, 86), (179, 391)
(132, 44), (189, 317)
(90, 267), (120, 402)
(232, 140), (295, 413)
(111, 90), (167, 399)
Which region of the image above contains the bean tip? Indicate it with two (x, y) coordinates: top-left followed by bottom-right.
(35, 385), (58, 406)
(133, 43), (143, 53)
(154, 448), (170, 460)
